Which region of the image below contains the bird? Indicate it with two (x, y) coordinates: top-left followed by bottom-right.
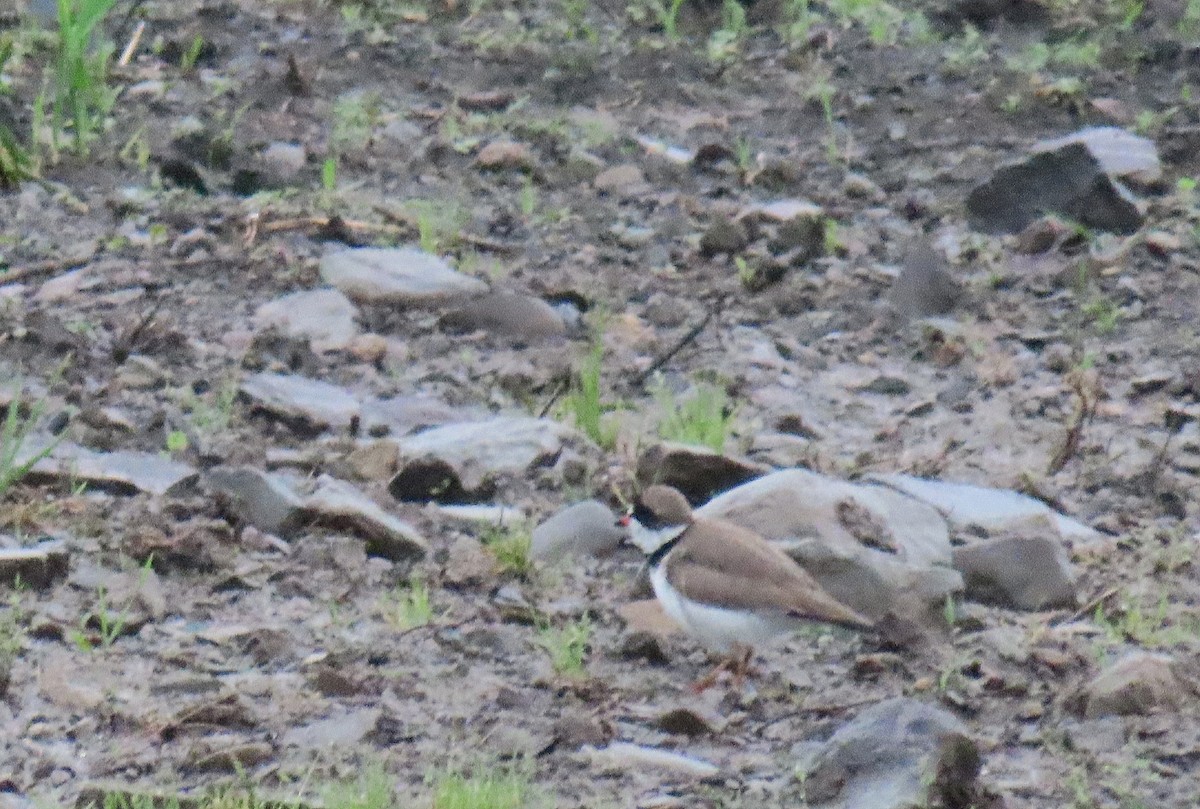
(620, 484), (873, 689)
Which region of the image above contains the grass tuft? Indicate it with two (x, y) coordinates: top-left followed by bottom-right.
(562, 336), (618, 450)
(654, 381), (736, 452)
(482, 525), (534, 579)
(536, 614), (591, 678)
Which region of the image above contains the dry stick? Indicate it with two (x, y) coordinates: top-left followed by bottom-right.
(537, 377), (569, 419)
(1046, 372), (1097, 475)
(1065, 585), (1121, 624)
(631, 310), (713, 389)
(1, 251), (96, 285)
(117, 20), (145, 67)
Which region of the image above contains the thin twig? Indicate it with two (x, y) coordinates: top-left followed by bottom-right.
(1065, 585), (1121, 624)
(632, 310), (713, 388)
(1, 251), (96, 285)
(118, 20), (145, 67)
(537, 378), (570, 419)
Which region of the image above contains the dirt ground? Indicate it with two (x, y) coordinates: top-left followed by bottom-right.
(2, 0), (1200, 806)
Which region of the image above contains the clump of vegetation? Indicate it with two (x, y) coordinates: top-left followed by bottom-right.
(536, 614), (591, 678)
(655, 381), (736, 452)
(482, 524), (534, 579)
(380, 573), (436, 630)
(50, 0), (120, 156)
(561, 335), (618, 450)
(0, 387), (58, 498)
(69, 556), (154, 652)
(1093, 594), (1200, 649)
(429, 764), (535, 809)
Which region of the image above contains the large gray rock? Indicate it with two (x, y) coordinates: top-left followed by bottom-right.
(801, 698), (981, 809)
(206, 466), (307, 537)
(1033, 126), (1160, 184)
(304, 476), (427, 561)
(871, 474), (1098, 542)
(1077, 652), (1193, 718)
(698, 469), (961, 624)
(532, 500), (624, 560)
(319, 246), (487, 306)
(23, 442), (197, 497)
(966, 142), (1142, 235)
(253, 288), (360, 351)
(637, 442), (768, 505)
(438, 292), (566, 341)
(240, 372), (359, 432)
(206, 467), (427, 560)
(951, 530), (1077, 610)
(396, 416), (578, 494)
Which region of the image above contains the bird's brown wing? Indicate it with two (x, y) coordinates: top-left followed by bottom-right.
(667, 519), (873, 630)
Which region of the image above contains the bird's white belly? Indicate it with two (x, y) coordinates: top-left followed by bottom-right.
(650, 566), (791, 653)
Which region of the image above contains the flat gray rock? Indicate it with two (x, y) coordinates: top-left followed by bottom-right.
(304, 475), (428, 561)
(25, 442), (197, 497)
(802, 698), (980, 809)
(240, 372), (360, 431)
(359, 394), (465, 437)
(319, 246), (487, 306)
(253, 287), (360, 351)
(0, 542), (69, 589)
(1033, 126), (1160, 184)
(397, 416), (577, 493)
(699, 469), (960, 624)
(532, 500), (624, 560)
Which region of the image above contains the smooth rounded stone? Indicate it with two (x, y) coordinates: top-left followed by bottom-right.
(800, 698), (980, 809)
(1076, 652), (1190, 718)
(259, 142), (307, 181)
(304, 475), (428, 561)
(240, 372), (360, 432)
(396, 416), (580, 492)
(344, 439), (399, 481)
(474, 139), (535, 171)
(589, 742), (718, 779)
(253, 287), (360, 351)
(442, 535), (496, 588)
(206, 466), (307, 538)
(699, 469), (960, 625)
(531, 500), (624, 560)
(319, 246), (487, 306)
(637, 443), (768, 506)
(438, 292), (566, 340)
(699, 217), (749, 257)
(951, 529), (1077, 610)
(889, 241), (962, 318)
(870, 473), (1099, 543)
(593, 163), (647, 193)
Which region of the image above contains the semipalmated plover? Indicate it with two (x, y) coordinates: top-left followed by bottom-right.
(622, 485), (872, 687)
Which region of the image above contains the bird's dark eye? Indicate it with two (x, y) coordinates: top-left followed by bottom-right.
(632, 501), (662, 529)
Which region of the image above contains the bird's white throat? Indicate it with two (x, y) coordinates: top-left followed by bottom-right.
(628, 520), (687, 555)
